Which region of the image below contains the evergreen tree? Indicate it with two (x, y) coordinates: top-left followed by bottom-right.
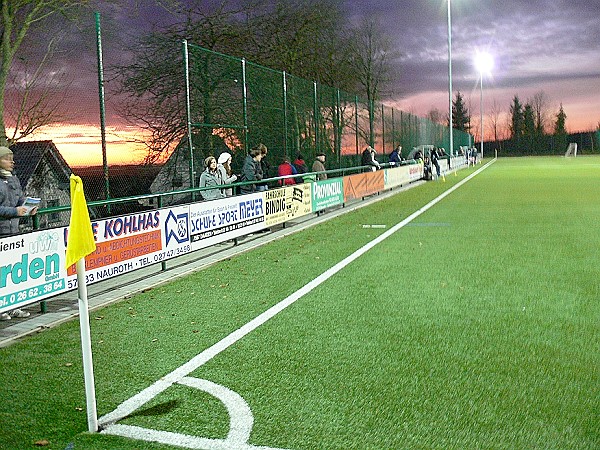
(509, 96), (524, 140)
(523, 104), (535, 154)
(554, 103), (568, 154)
(451, 91), (470, 133)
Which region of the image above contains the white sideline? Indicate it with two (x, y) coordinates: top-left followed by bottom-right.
(99, 160), (495, 433)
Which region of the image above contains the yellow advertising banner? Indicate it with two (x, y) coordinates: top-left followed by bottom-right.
(264, 184), (312, 227)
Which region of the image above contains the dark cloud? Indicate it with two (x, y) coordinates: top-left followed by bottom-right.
(12, 0), (599, 135)
(357, 0), (600, 129)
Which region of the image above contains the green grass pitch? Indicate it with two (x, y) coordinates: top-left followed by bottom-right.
(0, 156), (598, 449)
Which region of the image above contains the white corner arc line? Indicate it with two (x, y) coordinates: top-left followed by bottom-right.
(177, 377), (253, 443)
(102, 424), (288, 450)
(98, 159), (495, 429)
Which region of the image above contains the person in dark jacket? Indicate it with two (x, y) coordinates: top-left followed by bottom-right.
(0, 146), (28, 237)
(389, 145), (403, 166)
(430, 147), (441, 179)
(361, 146), (380, 172)
(240, 145), (264, 194)
(256, 144), (270, 191)
(293, 153), (308, 183)
(0, 146), (35, 320)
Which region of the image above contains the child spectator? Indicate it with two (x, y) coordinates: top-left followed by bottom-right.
(277, 157), (297, 185)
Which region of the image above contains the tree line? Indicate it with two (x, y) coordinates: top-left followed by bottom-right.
(435, 90), (598, 155)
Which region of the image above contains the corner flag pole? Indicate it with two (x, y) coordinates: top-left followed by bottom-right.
(66, 174), (98, 432)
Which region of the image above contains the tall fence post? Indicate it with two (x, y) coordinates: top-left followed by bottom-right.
(381, 104), (385, 154)
(283, 71), (288, 158)
(369, 99), (375, 148)
(242, 58), (248, 153)
(336, 88), (341, 168)
(391, 108), (396, 151)
(94, 12), (110, 211)
(182, 39), (195, 188)
(313, 81), (319, 152)
(354, 95), (359, 155)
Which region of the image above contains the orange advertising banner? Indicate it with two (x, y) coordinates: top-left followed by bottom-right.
(67, 230), (162, 276)
(343, 171), (385, 202)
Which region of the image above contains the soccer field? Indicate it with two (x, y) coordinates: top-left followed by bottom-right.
(1, 157), (598, 449)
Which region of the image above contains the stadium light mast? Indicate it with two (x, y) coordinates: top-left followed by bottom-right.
(475, 51), (493, 159)
(447, 0), (453, 155)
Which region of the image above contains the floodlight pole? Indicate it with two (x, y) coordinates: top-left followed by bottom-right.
(447, 0), (453, 155)
(480, 72), (484, 159)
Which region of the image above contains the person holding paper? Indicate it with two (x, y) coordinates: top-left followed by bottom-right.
(0, 145), (36, 320)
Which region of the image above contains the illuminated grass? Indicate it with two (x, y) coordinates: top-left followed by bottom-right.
(0, 157), (598, 449)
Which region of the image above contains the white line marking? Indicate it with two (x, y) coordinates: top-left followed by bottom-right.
(177, 377), (253, 443)
(99, 160), (495, 446)
(103, 424), (287, 450)
(102, 376), (288, 449)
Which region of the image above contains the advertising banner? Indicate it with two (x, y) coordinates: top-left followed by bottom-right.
(312, 178), (344, 212)
(450, 155), (467, 170)
(189, 193), (265, 250)
(284, 183), (312, 221)
(65, 207), (192, 290)
(264, 184), (312, 227)
(343, 171), (385, 202)
(1, 230), (67, 313)
(384, 166), (413, 190)
(407, 162), (424, 182)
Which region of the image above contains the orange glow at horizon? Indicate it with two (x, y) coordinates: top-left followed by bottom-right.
(16, 123), (156, 167)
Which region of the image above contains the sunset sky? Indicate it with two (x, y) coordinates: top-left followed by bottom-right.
(349, 0), (600, 136)
(14, 0), (600, 166)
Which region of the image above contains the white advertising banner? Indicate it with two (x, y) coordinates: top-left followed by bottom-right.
(1, 229), (67, 312)
(189, 193), (266, 251)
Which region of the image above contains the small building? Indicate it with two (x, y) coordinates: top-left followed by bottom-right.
(10, 140), (72, 230)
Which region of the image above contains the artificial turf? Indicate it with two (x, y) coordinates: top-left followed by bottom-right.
(0, 156), (598, 449)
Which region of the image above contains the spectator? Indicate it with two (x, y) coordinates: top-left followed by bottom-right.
(469, 147), (477, 166)
(293, 153), (308, 183)
(389, 145), (403, 166)
(256, 144), (270, 192)
(361, 146), (380, 172)
(240, 145), (264, 194)
(431, 147), (441, 179)
(0, 146), (34, 320)
(423, 154), (433, 181)
(199, 156), (225, 200)
(217, 152), (237, 197)
(277, 157), (297, 185)
(312, 152), (327, 180)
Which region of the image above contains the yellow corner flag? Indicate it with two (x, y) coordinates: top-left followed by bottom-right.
(65, 174), (96, 269)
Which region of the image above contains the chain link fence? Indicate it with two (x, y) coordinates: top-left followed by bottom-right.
(6, 13), (471, 231)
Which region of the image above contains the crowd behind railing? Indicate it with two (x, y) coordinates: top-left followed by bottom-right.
(1, 142), (475, 319)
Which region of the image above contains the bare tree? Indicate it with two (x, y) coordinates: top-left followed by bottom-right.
(115, 0), (395, 161)
(426, 108), (444, 125)
(530, 90), (550, 135)
(0, 0), (90, 146)
(348, 17), (398, 145)
(113, 1), (257, 163)
(487, 98), (504, 142)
